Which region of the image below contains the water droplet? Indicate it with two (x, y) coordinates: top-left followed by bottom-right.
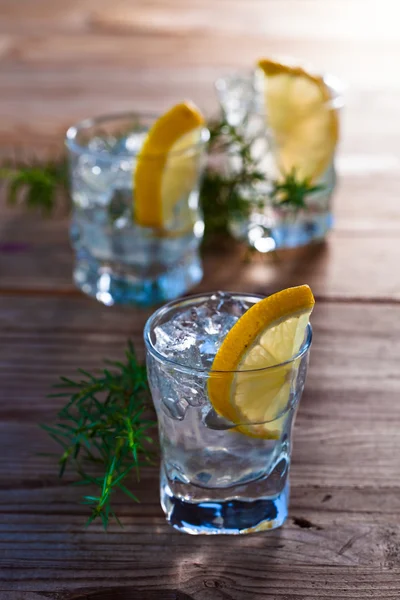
(162, 396), (189, 421)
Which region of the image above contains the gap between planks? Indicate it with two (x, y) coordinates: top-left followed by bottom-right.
(1, 287), (400, 306)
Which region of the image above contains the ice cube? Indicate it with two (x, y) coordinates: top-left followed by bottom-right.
(173, 306), (202, 331)
(88, 136), (116, 153)
(77, 154), (119, 193)
(153, 323), (202, 368)
(180, 379), (207, 407)
(162, 396), (189, 421)
(154, 323), (195, 353)
(199, 337), (220, 367)
(153, 294), (251, 370)
(203, 318), (221, 335)
(215, 74), (255, 127)
(215, 292), (250, 317)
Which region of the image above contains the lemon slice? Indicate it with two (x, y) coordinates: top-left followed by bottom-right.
(257, 58), (338, 181)
(134, 102), (205, 229)
(208, 285), (315, 438)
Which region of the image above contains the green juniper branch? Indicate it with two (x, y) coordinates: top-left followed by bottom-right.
(201, 117), (266, 239)
(0, 157), (69, 214)
(41, 341), (155, 529)
(272, 168), (325, 210)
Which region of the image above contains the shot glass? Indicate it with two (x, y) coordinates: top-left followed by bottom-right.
(66, 113), (209, 306)
(144, 292), (312, 534)
(215, 68), (344, 252)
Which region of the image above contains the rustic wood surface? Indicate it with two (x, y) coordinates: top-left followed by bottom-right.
(1, 0), (400, 598)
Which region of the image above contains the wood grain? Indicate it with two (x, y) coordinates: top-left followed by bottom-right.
(1, 0), (400, 597)
(2, 217), (400, 300)
(1, 296), (400, 596)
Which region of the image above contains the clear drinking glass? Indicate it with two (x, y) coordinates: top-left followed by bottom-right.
(66, 113), (209, 306)
(144, 292), (312, 535)
(215, 68), (344, 252)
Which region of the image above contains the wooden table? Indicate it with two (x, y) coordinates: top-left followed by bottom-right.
(2, 1), (400, 598)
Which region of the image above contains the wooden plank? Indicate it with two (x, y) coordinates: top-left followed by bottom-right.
(1, 207), (400, 300)
(1, 569), (400, 598)
(2, 79), (400, 157)
(1, 29), (398, 86)
(1, 483), (400, 591)
(1, 0), (400, 46)
(0, 509), (400, 571)
(90, 0), (400, 44)
(1, 295), (400, 596)
(0, 0), (101, 34)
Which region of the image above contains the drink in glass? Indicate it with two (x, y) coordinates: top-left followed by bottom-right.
(214, 60), (343, 252)
(66, 108), (209, 306)
(144, 289), (313, 534)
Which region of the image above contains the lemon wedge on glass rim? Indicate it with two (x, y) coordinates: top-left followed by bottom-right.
(208, 285), (315, 439)
(257, 58), (339, 182)
(133, 101), (206, 229)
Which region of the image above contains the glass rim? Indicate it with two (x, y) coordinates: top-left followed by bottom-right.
(214, 65), (345, 111)
(65, 111), (210, 161)
(144, 291), (313, 375)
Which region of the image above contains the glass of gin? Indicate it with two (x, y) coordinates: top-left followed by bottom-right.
(66, 112), (209, 306)
(144, 291), (312, 534)
(214, 62), (343, 253)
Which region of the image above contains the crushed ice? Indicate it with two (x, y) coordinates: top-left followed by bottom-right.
(153, 292), (251, 369)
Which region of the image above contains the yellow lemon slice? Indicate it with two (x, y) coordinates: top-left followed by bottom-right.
(257, 58), (339, 181)
(208, 285), (315, 438)
(134, 102), (205, 229)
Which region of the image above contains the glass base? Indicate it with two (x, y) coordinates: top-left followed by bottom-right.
(231, 209), (333, 252)
(161, 469), (289, 535)
(73, 250), (203, 307)
(271, 211), (333, 250)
